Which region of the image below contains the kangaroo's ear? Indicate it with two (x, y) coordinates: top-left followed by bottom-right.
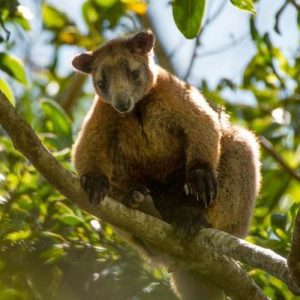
(72, 52), (94, 73)
(128, 30), (155, 54)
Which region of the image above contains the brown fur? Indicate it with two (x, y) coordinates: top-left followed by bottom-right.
(71, 31), (261, 300)
(73, 68), (221, 191)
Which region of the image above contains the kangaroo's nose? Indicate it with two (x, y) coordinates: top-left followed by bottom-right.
(113, 97), (131, 113)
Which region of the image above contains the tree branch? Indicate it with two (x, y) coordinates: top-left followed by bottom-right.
(287, 0), (300, 10)
(259, 136), (300, 182)
(274, 1), (289, 34)
(61, 72), (86, 117)
(0, 91), (299, 298)
(288, 208), (300, 286)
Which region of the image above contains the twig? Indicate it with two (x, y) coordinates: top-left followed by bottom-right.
(287, 0), (300, 10)
(197, 33), (249, 58)
(167, 38), (185, 59)
(0, 17), (11, 41)
(274, 1), (289, 34)
(259, 136), (300, 182)
(184, 1), (227, 80)
(264, 34), (286, 89)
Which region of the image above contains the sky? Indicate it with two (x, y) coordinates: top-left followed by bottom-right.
(16, 0), (300, 104)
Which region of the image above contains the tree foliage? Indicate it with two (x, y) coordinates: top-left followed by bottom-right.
(0, 0), (299, 299)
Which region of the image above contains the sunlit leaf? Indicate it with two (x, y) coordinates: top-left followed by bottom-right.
(42, 4), (69, 29)
(82, 1), (99, 24)
(122, 0), (147, 15)
(59, 214), (84, 226)
(14, 15), (31, 31)
(274, 228), (289, 242)
(95, 0), (118, 7)
(230, 0), (255, 14)
(41, 231), (67, 242)
(271, 48), (292, 75)
(5, 229), (31, 241)
(55, 202), (75, 215)
(0, 53), (28, 85)
(40, 245), (66, 264)
(0, 78), (15, 105)
(0, 289), (24, 300)
(172, 0), (206, 39)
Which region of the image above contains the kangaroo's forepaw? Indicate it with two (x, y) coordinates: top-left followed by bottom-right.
(80, 173), (109, 206)
(186, 164), (218, 209)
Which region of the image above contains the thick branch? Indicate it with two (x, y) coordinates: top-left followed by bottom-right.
(0, 91), (266, 299)
(194, 228), (299, 293)
(0, 91), (299, 297)
(288, 208), (300, 286)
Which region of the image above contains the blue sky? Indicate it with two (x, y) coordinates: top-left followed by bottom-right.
(17, 0), (299, 103)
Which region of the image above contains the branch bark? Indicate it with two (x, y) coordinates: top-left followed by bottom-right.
(0, 91), (299, 298)
(288, 208), (300, 286)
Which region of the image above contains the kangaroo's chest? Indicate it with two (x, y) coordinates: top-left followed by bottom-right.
(110, 113), (184, 184)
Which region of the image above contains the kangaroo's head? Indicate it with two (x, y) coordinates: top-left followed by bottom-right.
(72, 30), (157, 113)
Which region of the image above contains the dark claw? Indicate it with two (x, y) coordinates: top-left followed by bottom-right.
(80, 173), (109, 206)
(186, 164), (218, 209)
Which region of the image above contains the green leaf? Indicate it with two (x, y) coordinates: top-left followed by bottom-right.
(0, 78), (15, 105)
(5, 229), (31, 241)
(0, 289), (23, 300)
(59, 214), (84, 226)
(82, 2), (99, 24)
(14, 15), (31, 31)
(40, 246), (66, 264)
(274, 228), (289, 242)
(42, 4), (69, 29)
(0, 53), (28, 85)
(55, 202), (75, 215)
(172, 0), (206, 39)
(230, 0), (255, 14)
(41, 231), (67, 242)
(40, 98), (72, 147)
(96, 0), (118, 8)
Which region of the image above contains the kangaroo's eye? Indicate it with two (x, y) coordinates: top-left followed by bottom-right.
(131, 69), (140, 80)
(97, 80), (106, 90)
